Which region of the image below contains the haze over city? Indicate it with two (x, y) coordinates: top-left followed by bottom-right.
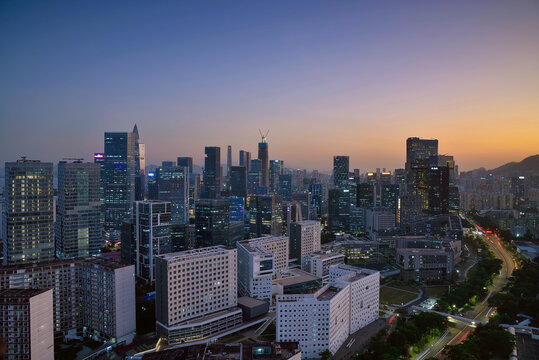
(1, 0), (538, 171)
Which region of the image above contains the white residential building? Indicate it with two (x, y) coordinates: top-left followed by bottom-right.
(289, 221), (321, 264)
(302, 251), (345, 283)
(240, 236), (289, 278)
(155, 246), (242, 344)
(237, 240), (274, 302)
(0, 288), (54, 360)
(277, 265), (380, 359)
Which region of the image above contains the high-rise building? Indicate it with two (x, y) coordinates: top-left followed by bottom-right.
(156, 165), (189, 224)
(195, 199), (240, 248)
(227, 145), (232, 179)
(55, 161), (101, 259)
(225, 197), (245, 223)
(177, 157), (193, 174)
(357, 183), (374, 208)
(239, 236), (289, 279)
(203, 146), (221, 199)
(0, 288), (54, 360)
(328, 189), (349, 234)
(133, 124), (145, 201)
(406, 137), (438, 171)
(229, 166), (247, 198)
(104, 132), (135, 237)
(0, 257), (136, 345)
(278, 174), (292, 201)
(258, 135), (269, 189)
(239, 150), (251, 172)
(248, 195), (283, 238)
(269, 160), (284, 195)
(237, 240), (275, 302)
(381, 184), (400, 214)
(289, 221), (321, 264)
(155, 246), (241, 344)
(291, 192), (311, 221)
(134, 201), (172, 282)
(309, 183), (324, 220)
(333, 156), (349, 190)
(276, 265), (379, 359)
(3, 159), (54, 265)
(427, 165), (450, 216)
(94, 153), (106, 231)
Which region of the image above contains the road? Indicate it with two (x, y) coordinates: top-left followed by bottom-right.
(415, 221), (516, 359)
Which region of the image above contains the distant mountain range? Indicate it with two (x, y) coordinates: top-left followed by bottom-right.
(471, 155), (539, 176)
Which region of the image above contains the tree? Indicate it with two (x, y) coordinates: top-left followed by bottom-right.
(319, 349), (333, 360)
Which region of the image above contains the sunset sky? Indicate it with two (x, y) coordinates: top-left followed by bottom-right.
(1, 0), (538, 172)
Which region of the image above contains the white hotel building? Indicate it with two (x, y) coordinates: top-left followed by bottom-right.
(276, 265), (379, 359)
(155, 246), (242, 344)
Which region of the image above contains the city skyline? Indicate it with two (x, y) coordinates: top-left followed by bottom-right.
(1, 1), (538, 171)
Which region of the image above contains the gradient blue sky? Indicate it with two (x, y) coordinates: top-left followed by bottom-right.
(1, 0), (538, 171)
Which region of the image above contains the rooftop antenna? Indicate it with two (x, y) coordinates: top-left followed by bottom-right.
(259, 129), (269, 143)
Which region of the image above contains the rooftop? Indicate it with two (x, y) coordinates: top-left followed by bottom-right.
(157, 246), (234, 261)
(316, 286), (341, 301)
(273, 269), (320, 286)
(238, 296), (268, 308)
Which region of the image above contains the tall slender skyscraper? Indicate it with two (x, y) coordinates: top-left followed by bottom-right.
(229, 166), (247, 198)
(3, 159), (54, 264)
(333, 156), (349, 190)
(227, 145), (232, 178)
(269, 160), (284, 195)
(56, 161), (102, 259)
(204, 147), (221, 199)
(258, 132), (269, 189)
(239, 150), (251, 172)
(133, 124), (145, 201)
(104, 132), (135, 238)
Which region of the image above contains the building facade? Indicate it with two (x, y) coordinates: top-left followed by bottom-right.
(289, 221), (321, 264)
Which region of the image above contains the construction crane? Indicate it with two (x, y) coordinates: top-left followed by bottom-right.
(259, 129), (269, 143)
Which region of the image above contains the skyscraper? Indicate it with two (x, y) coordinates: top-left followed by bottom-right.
(328, 189), (349, 234)
(239, 150), (251, 172)
(229, 166), (247, 198)
(203, 146), (221, 199)
(248, 194), (283, 238)
(333, 156), (349, 190)
(133, 124), (146, 201)
(406, 137), (438, 170)
(3, 159), (54, 265)
(55, 161), (101, 259)
(258, 133), (269, 189)
(269, 160), (284, 195)
(227, 145), (232, 178)
(176, 157), (193, 174)
(195, 199), (233, 248)
(134, 200), (172, 282)
(156, 165), (189, 224)
(104, 132), (135, 237)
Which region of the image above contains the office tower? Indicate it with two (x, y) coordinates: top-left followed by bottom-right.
(247, 170), (261, 196)
(239, 236), (289, 279)
(276, 265), (379, 359)
(302, 251), (345, 283)
(239, 150), (251, 172)
(120, 219), (135, 265)
(147, 171), (158, 199)
(55, 161), (101, 259)
(349, 172), (360, 206)
(177, 157), (193, 174)
(104, 132), (135, 237)
(394, 168), (406, 184)
(289, 221), (321, 264)
(309, 183), (324, 220)
(156, 165), (189, 224)
(0, 257), (136, 345)
(349, 205), (366, 234)
(381, 184), (400, 214)
(258, 134), (269, 189)
(225, 197), (245, 223)
(406, 137), (438, 171)
(237, 240), (276, 302)
(427, 165), (450, 216)
(227, 145), (232, 178)
(328, 189), (349, 234)
(366, 208), (396, 232)
(195, 199), (238, 247)
(333, 156), (349, 190)
(229, 166), (247, 198)
(203, 146), (221, 199)
(133, 124), (145, 201)
(357, 183), (374, 208)
(278, 174), (292, 201)
(3, 159), (54, 265)
(291, 192), (311, 221)
(134, 201), (172, 282)
(248, 195), (283, 238)
(94, 153), (106, 231)
(397, 194), (423, 229)
(269, 160), (284, 195)
(155, 246), (241, 344)
(0, 289), (54, 360)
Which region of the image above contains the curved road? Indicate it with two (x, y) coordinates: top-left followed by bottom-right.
(415, 221), (516, 359)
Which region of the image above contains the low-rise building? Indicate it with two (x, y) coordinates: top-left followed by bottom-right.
(396, 247), (454, 283)
(301, 251), (345, 283)
(273, 269), (323, 295)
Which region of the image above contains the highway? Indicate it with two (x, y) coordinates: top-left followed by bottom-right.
(415, 220), (516, 359)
